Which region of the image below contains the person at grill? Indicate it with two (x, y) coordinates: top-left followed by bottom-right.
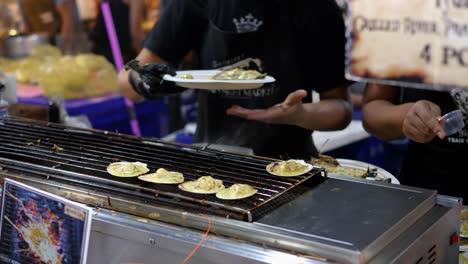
(118, 0), (352, 159)
(362, 83), (467, 202)
(91, 0), (146, 66)
(17, 0), (79, 40)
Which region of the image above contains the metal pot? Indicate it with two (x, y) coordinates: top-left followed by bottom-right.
(1, 33), (49, 59)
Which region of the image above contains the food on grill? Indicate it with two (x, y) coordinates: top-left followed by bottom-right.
(266, 159), (313, 177)
(52, 144), (64, 152)
(212, 68), (266, 80)
(216, 184), (257, 200)
(107, 161), (149, 177)
(178, 176), (225, 194)
(181, 73), (193, 79)
(462, 221), (468, 237)
(138, 168), (185, 184)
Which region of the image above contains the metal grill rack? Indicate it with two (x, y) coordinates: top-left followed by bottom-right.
(0, 117), (325, 222)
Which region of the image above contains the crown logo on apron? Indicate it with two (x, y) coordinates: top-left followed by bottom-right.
(233, 14), (263, 33)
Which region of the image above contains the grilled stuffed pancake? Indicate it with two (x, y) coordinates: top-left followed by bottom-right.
(138, 168), (185, 184)
(211, 68), (266, 80)
(266, 159), (313, 177)
(178, 176), (225, 194)
(216, 184), (257, 200)
(107, 161), (149, 177)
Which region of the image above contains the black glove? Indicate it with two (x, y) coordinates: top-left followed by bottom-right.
(125, 60), (185, 100)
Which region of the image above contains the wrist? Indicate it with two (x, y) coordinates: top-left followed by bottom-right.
(291, 104), (308, 128)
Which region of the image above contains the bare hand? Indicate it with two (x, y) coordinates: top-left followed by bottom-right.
(402, 100), (445, 143)
(226, 89), (307, 125)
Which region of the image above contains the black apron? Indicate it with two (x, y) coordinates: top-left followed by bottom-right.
(91, 0), (136, 65)
(193, 4), (316, 159)
(399, 88), (468, 202)
(21, 0), (61, 38)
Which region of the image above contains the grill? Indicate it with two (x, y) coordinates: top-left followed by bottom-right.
(0, 116), (325, 222)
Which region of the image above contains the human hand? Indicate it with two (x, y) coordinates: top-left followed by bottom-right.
(226, 89), (307, 125)
(126, 60), (176, 84)
(126, 60), (180, 98)
(402, 100), (445, 143)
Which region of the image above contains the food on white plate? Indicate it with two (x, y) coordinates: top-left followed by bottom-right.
(462, 209), (468, 220)
(180, 73), (193, 79)
(309, 155), (340, 167)
(462, 221), (468, 237)
(461, 252), (468, 264)
(327, 167), (368, 178)
(309, 156), (367, 178)
(107, 161), (149, 177)
(266, 159), (313, 177)
(211, 68), (266, 80)
(138, 168), (185, 184)
(216, 184), (257, 200)
(461, 238), (468, 251)
(178, 176), (225, 194)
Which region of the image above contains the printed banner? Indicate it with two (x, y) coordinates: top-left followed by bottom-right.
(0, 179), (92, 264)
(346, 0), (468, 90)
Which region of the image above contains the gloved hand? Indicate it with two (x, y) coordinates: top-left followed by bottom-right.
(125, 60), (185, 99)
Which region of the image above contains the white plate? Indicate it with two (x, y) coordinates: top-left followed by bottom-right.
(266, 160), (314, 177)
(334, 159), (400, 184)
(163, 70), (275, 90)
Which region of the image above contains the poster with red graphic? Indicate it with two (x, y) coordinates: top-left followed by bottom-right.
(0, 179), (92, 264)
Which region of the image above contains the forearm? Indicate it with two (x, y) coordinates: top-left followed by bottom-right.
(117, 69), (144, 102)
(296, 99), (352, 131)
(57, 0), (76, 37)
(362, 100), (413, 140)
(129, 0), (145, 51)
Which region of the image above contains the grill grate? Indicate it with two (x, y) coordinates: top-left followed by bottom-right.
(0, 117), (325, 222)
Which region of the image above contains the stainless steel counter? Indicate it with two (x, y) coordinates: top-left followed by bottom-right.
(0, 117), (461, 263)
(0, 173), (459, 264)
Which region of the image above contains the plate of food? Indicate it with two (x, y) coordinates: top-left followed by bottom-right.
(266, 159), (314, 177)
(309, 156), (399, 184)
(461, 208), (468, 239)
(163, 68), (275, 90)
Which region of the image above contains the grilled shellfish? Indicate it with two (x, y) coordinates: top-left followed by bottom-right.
(107, 161), (149, 177)
(178, 176), (225, 194)
(266, 159), (313, 177)
(138, 168), (185, 184)
(216, 184), (257, 200)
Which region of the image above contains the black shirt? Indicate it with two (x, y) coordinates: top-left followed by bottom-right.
(144, 0), (347, 159)
(91, 0), (136, 65)
(400, 88), (468, 202)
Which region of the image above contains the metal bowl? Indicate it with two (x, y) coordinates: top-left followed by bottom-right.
(1, 33), (49, 59)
